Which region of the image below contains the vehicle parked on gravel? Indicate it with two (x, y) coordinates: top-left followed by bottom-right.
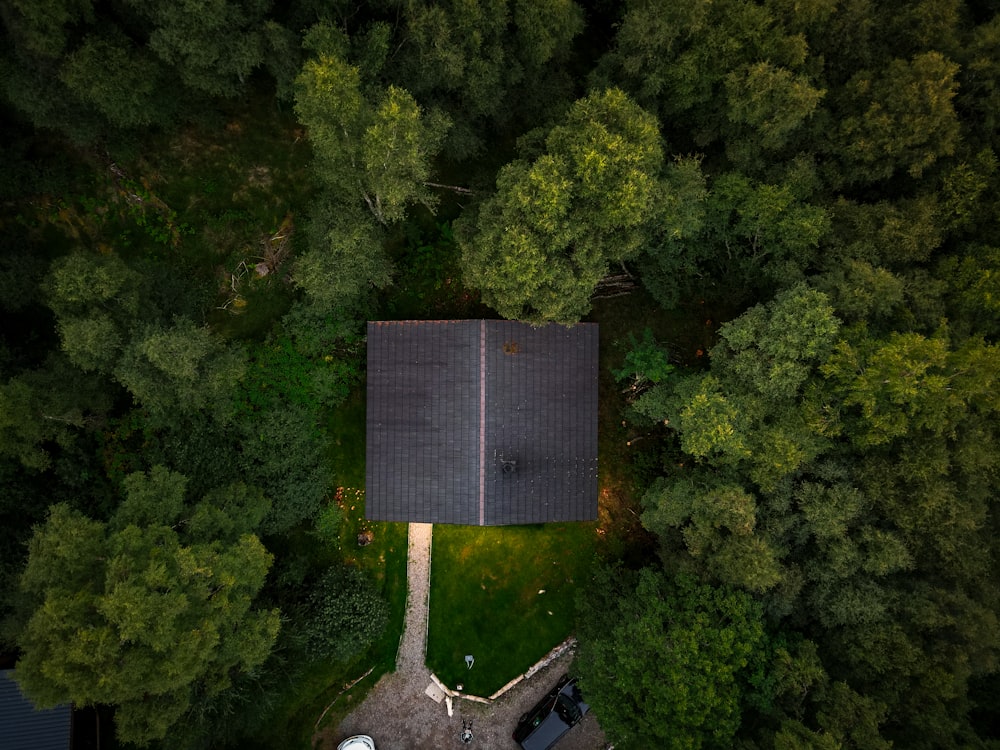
(512, 674), (590, 750)
(337, 735), (376, 750)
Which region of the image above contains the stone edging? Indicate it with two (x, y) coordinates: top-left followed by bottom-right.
(429, 636), (578, 705)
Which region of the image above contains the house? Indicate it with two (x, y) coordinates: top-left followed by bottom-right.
(0, 670), (72, 750)
(365, 320), (598, 525)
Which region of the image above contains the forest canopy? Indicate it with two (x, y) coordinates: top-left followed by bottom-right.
(2, 0), (1000, 748)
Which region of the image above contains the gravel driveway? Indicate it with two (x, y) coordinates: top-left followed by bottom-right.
(314, 524), (607, 750)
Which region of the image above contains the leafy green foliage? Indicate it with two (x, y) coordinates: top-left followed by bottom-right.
(635, 284), (1000, 746)
(641, 162), (831, 305)
(13, 470), (280, 746)
(458, 88), (668, 322)
(60, 32), (171, 129)
(0, 378), (66, 471)
(382, 0), (584, 159)
(43, 251), (141, 373)
(5, 0), (96, 59)
(592, 0), (819, 152)
(237, 402), (334, 535)
(612, 328), (675, 400)
(833, 52), (962, 183)
(294, 32), (450, 224)
(0, 357), (112, 471)
(243, 332), (357, 413)
(123, 0), (273, 98)
(636, 285), (840, 480)
(576, 567), (767, 749)
(230, 311), (361, 533)
(295, 200), (392, 314)
(725, 62), (826, 152)
(298, 565), (388, 662)
(385, 220), (481, 318)
(114, 319), (246, 421)
(820, 329), (1000, 448)
(643, 477), (782, 593)
(362, 85), (450, 223)
(44, 250), (141, 321)
(0, 0), (296, 142)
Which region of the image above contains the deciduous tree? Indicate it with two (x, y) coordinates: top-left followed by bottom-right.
(0, 357), (112, 471)
(382, 0), (584, 159)
(832, 52), (961, 184)
(13, 469), (280, 746)
(114, 318), (246, 421)
(295, 200), (392, 314)
(294, 28), (450, 224)
(591, 0), (821, 151)
(59, 31), (171, 129)
(576, 566), (767, 749)
(458, 88), (671, 322)
(122, 0), (272, 98)
(643, 476), (783, 592)
(636, 284), (840, 483)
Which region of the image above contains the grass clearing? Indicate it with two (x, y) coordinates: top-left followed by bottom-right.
(326, 390), (367, 489)
(128, 95), (315, 340)
(426, 522), (597, 696)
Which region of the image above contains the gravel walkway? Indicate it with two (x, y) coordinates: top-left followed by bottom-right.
(315, 524), (607, 750)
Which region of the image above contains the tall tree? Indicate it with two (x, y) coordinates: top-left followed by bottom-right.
(831, 52), (962, 184)
(640, 164), (828, 308)
(3, 0), (97, 59)
(59, 30), (173, 129)
(590, 0), (827, 153)
(724, 62), (826, 154)
(121, 0), (273, 98)
(12, 468), (279, 746)
(0, 356), (112, 471)
(114, 319), (246, 422)
(294, 25), (450, 225)
(576, 566), (768, 750)
(294, 200), (392, 314)
(458, 88), (685, 322)
(819, 329), (1000, 448)
(635, 284), (840, 485)
(379, 0), (584, 159)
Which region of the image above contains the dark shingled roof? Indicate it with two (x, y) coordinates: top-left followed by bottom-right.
(0, 671), (71, 750)
(366, 320), (598, 525)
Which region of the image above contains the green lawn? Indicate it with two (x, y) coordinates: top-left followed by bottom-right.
(326, 390), (367, 488)
(426, 522), (598, 697)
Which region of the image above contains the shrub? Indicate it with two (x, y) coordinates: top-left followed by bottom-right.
(301, 565), (388, 662)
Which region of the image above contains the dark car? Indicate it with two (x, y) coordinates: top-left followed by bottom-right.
(512, 674), (590, 750)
